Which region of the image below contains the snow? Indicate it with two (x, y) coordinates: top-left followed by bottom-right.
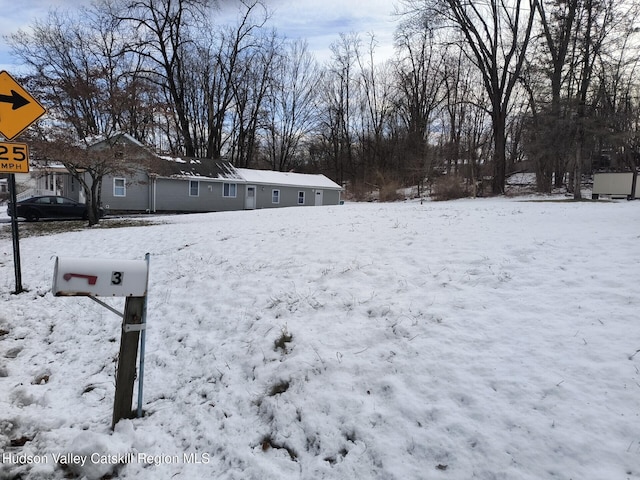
(1, 197), (640, 480)
(236, 168), (342, 189)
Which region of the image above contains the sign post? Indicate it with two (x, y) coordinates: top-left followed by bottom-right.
(1, 142), (30, 293)
(7, 174), (23, 293)
(0, 70), (46, 294)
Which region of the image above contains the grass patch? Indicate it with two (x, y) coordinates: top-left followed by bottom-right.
(268, 380), (290, 396)
(274, 328), (293, 353)
(260, 435), (297, 460)
(0, 217), (159, 240)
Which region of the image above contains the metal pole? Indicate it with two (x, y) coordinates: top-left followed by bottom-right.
(136, 253), (150, 418)
(8, 174), (23, 294)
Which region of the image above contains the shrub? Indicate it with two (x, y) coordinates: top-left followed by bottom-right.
(379, 180), (404, 202)
(431, 175), (470, 201)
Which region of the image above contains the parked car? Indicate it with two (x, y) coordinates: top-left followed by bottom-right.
(7, 196), (103, 221)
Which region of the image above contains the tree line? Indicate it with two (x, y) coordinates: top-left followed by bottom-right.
(7, 0), (640, 202)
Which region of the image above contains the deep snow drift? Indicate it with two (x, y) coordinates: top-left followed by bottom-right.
(1, 197), (639, 479)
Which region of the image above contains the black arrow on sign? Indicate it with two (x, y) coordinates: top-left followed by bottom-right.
(0, 90), (30, 110)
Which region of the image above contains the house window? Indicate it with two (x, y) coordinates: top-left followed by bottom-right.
(114, 178), (126, 197)
(189, 180), (199, 197)
(272, 189), (280, 204)
(223, 183), (237, 198)
(298, 191), (305, 205)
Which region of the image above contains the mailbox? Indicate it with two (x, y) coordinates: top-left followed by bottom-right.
(52, 257), (149, 297)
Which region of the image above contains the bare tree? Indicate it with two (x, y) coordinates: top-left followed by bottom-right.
(320, 33), (361, 186)
(440, 50), (490, 182)
(229, 28), (279, 168)
(394, 23), (446, 189)
(355, 34), (398, 191)
(534, 0), (579, 191)
(528, 0), (636, 198)
(198, 0), (269, 160)
(8, 4), (158, 224)
(114, 0), (215, 157)
(568, 0), (616, 198)
(400, 0), (539, 194)
(593, 5), (640, 172)
(264, 40), (321, 171)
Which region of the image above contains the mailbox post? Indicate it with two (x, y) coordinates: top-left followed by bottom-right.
(113, 295), (145, 428)
(52, 255), (150, 429)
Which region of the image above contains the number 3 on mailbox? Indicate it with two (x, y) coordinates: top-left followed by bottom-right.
(111, 271), (123, 286)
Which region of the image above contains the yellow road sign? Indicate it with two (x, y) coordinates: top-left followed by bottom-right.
(0, 71), (46, 140)
(0, 142), (29, 173)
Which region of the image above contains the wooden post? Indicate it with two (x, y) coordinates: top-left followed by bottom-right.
(112, 296), (145, 429)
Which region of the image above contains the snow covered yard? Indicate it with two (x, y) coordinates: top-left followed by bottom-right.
(1, 197), (639, 479)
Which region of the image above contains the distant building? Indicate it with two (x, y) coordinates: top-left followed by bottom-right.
(27, 133), (342, 213)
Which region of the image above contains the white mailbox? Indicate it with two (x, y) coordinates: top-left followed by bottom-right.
(52, 257), (149, 297)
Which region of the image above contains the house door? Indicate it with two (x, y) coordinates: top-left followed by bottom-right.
(314, 189), (323, 206)
(245, 186), (256, 209)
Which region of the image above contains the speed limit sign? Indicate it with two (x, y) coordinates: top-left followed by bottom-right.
(0, 141), (29, 173)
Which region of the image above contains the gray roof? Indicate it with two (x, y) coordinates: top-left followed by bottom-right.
(154, 157), (341, 190)
(152, 156), (243, 181)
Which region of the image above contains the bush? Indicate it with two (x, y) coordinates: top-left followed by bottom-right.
(431, 175), (470, 201)
(379, 180), (404, 202)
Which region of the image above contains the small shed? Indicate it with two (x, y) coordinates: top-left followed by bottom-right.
(592, 172), (639, 200)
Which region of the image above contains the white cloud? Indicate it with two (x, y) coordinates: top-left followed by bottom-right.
(266, 0), (399, 62)
(0, 0), (94, 72)
(0, 0), (400, 71)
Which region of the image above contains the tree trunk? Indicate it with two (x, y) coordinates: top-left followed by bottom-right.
(573, 137), (583, 200)
(87, 176), (101, 226)
(492, 113), (507, 194)
(535, 153), (554, 194)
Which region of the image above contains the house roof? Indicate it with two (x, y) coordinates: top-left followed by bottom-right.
(236, 168), (342, 190)
(153, 156), (243, 181)
(154, 156), (341, 190)
(86, 132), (146, 149)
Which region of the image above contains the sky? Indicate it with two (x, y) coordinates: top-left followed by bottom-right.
(0, 0), (401, 73)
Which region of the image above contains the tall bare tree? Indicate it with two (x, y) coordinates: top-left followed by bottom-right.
(321, 33), (361, 186)
(440, 50), (489, 179)
(264, 40), (321, 171)
(567, 0), (616, 198)
(114, 0), (215, 157)
(394, 23), (445, 188)
(400, 0), (539, 194)
(196, 0), (269, 160)
(355, 34), (397, 187)
(593, 3), (640, 172)
(229, 28), (278, 167)
(8, 4), (158, 224)
(535, 0), (579, 191)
